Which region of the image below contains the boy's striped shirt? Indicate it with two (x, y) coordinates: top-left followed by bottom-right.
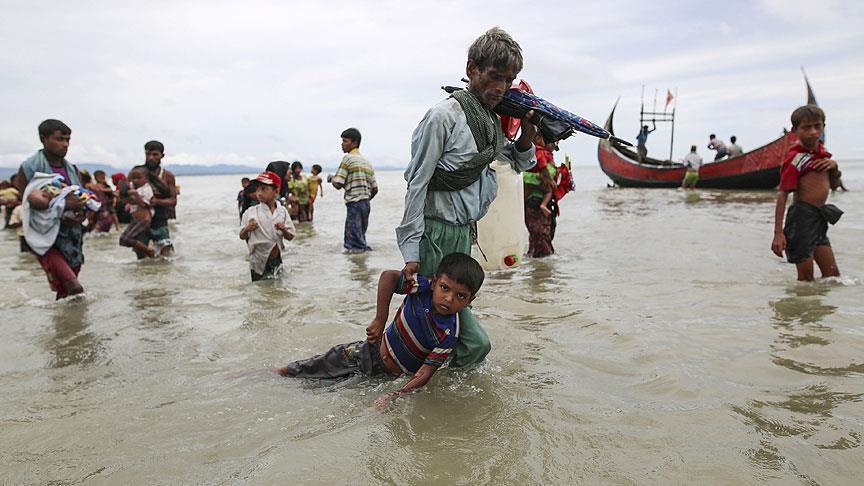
(383, 274), (459, 373)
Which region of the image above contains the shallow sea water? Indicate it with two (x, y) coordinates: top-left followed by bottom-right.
(1, 163), (862, 484)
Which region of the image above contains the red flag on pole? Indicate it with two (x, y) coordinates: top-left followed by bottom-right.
(665, 89), (674, 110)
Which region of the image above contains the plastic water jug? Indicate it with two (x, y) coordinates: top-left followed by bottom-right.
(474, 160), (527, 271)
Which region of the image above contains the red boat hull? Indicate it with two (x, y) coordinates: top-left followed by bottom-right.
(597, 132), (797, 189)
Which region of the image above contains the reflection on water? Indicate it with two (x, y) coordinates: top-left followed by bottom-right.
(734, 283), (862, 473)
(46, 299), (103, 369)
(128, 286), (176, 329)
(347, 252), (374, 288)
(596, 190), (659, 217)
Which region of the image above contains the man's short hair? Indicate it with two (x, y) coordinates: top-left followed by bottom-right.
(144, 140), (165, 153)
(241, 177), (250, 183)
(467, 27), (523, 73)
(730, 136), (737, 143)
(94, 170), (106, 177)
(791, 104), (825, 128)
(38, 119), (71, 138)
(341, 128), (362, 146)
(435, 252), (485, 297)
(709, 133), (716, 139)
(312, 164), (322, 173)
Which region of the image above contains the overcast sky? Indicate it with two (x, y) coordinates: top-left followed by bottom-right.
(1, 0), (861, 171)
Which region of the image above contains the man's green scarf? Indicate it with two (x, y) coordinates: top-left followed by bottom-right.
(428, 89), (503, 192)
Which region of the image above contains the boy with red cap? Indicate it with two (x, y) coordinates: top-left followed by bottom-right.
(771, 105), (843, 281)
(240, 171), (295, 281)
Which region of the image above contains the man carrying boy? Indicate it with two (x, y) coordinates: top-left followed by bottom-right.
(143, 141), (177, 256)
(395, 27), (537, 367)
(771, 105), (842, 281)
(330, 128), (377, 253)
(278, 252), (484, 409)
(16, 119), (86, 299)
(240, 171), (295, 281)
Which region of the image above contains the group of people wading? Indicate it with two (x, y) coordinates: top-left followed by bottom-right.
(3, 120), (176, 299)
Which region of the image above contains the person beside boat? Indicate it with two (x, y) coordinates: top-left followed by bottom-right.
(707, 134), (728, 160)
(635, 122), (656, 162)
(727, 136), (743, 158)
(395, 27), (537, 368)
(771, 105), (842, 281)
(680, 145), (702, 190)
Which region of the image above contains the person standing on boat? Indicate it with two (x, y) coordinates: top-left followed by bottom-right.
(707, 134), (728, 160)
(395, 27), (537, 368)
(727, 136), (743, 158)
(636, 122), (656, 162)
(681, 145), (702, 190)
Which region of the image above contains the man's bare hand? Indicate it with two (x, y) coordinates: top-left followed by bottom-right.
(402, 261), (420, 280)
(771, 233), (786, 257)
(515, 109), (539, 151)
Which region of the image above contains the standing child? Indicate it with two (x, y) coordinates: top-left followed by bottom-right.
(278, 252), (484, 409)
(119, 166), (157, 258)
(286, 161), (311, 223)
(771, 105), (842, 281)
(93, 170), (120, 232)
(307, 164), (324, 222)
(240, 171), (295, 281)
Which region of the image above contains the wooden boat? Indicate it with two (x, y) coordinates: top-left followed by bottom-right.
(596, 77), (817, 189)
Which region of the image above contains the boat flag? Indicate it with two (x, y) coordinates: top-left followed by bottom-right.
(665, 89), (674, 110)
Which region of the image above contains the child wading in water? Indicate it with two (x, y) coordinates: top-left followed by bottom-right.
(119, 166), (157, 258)
(278, 252), (484, 409)
(240, 171), (295, 281)
(771, 105), (843, 281)
(307, 164), (324, 222)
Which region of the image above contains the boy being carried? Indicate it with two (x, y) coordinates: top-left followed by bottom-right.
(771, 105), (842, 281)
(278, 252), (484, 409)
(119, 166), (157, 258)
(240, 171), (295, 281)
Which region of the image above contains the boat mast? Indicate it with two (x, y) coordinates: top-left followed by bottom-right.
(640, 86), (676, 161)
(669, 88), (677, 161)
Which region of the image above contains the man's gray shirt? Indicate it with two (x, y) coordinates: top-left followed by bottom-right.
(396, 97), (536, 263)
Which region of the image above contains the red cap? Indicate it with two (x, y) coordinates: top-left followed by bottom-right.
(254, 171), (282, 193)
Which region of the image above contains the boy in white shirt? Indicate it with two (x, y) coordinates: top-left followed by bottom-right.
(240, 171), (295, 281)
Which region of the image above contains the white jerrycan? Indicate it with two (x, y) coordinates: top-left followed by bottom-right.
(474, 160), (527, 271)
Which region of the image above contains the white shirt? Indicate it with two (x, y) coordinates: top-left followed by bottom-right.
(727, 143), (743, 157)
(130, 182), (154, 215)
(240, 202), (295, 274)
(682, 152), (703, 171)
